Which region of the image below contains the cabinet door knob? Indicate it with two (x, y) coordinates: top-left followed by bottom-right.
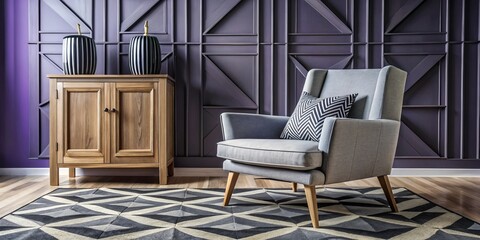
(110, 108), (117, 113)
(104, 108), (109, 112)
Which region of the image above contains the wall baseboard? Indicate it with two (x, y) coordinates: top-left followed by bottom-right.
(174, 168), (228, 177)
(390, 168), (480, 177)
(0, 168), (478, 177)
(0, 168), (229, 177)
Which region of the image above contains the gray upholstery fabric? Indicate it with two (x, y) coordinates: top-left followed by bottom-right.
(302, 70), (327, 96)
(219, 65), (407, 186)
(223, 160), (325, 185)
(369, 66), (408, 121)
(302, 66), (407, 121)
(318, 117), (401, 184)
(220, 113), (289, 140)
(217, 139), (322, 170)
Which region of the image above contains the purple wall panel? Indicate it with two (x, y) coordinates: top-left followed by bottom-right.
(1, 0), (480, 169)
(1, 0), (45, 168)
(0, 1), (4, 162)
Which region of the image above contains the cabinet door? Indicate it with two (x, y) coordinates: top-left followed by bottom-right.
(58, 82), (106, 163)
(111, 83), (157, 163)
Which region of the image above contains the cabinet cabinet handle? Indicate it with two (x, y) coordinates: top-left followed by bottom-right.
(104, 108), (109, 112)
(110, 108), (117, 113)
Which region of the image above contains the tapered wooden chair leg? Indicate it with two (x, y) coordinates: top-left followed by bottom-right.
(292, 182), (297, 192)
(223, 172), (240, 206)
(304, 185), (319, 228)
(378, 175), (398, 212)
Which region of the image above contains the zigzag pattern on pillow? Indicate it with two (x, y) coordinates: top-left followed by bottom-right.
(280, 92), (358, 141)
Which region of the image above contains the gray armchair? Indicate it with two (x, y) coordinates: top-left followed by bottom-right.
(217, 66), (407, 228)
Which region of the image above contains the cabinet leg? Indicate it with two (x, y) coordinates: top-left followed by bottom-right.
(159, 175), (168, 185)
(69, 168), (76, 178)
(167, 163), (174, 177)
(159, 169), (168, 185)
(50, 166), (59, 186)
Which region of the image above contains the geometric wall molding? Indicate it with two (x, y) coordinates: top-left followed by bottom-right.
(28, 0), (480, 168)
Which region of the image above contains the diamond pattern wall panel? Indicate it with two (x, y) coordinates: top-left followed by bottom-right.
(28, 0), (480, 168)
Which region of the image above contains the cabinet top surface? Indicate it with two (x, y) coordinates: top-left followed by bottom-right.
(48, 74), (174, 82)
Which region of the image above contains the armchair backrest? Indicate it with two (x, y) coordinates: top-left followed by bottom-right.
(302, 66), (407, 121)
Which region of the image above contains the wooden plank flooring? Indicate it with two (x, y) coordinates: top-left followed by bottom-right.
(0, 175), (479, 223)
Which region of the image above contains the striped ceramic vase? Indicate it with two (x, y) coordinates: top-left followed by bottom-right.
(129, 36), (162, 75)
(62, 35), (97, 75)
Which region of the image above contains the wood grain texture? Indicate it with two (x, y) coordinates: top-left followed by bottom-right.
(159, 80), (167, 184)
(223, 172), (239, 206)
(105, 83), (112, 164)
(67, 92), (99, 149)
(304, 184), (319, 228)
(1, 176), (479, 222)
(49, 79), (59, 186)
(49, 76), (174, 186)
(56, 82), (64, 164)
(118, 91), (152, 150)
(57, 163), (159, 168)
(378, 175), (399, 212)
(167, 81), (175, 173)
(158, 79), (175, 184)
(61, 82), (105, 162)
(48, 75), (175, 82)
(68, 168), (75, 178)
(111, 82), (156, 163)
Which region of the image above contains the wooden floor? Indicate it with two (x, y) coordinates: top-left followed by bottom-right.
(0, 175), (479, 223)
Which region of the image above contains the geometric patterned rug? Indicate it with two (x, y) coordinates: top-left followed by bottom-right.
(0, 188), (479, 239)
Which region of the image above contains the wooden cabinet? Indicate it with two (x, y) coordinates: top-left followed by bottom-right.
(58, 82), (106, 164)
(111, 83), (157, 164)
(49, 75), (174, 186)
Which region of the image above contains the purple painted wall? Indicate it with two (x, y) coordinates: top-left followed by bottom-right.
(0, 1), (3, 125)
(1, 0), (44, 168)
(2, 0), (480, 169)
(0, 1), (4, 162)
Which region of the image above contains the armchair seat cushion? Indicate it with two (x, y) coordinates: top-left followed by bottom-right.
(217, 139), (322, 170)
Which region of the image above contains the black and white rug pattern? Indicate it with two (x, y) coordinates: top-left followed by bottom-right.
(0, 187), (479, 239)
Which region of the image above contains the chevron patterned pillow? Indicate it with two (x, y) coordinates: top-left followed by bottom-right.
(280, 92), (358, 141)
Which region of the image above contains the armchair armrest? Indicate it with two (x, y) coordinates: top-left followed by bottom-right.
(318, 117), (400, 184)
(220, 113), (289, 140)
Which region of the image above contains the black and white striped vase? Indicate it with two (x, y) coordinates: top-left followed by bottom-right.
(62, 35), (97, 75)
(128, 36), (162, 75)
